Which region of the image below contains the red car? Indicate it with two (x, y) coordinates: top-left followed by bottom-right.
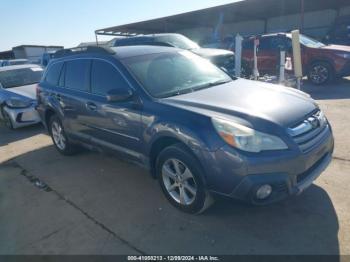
(242, 33), (350, 85)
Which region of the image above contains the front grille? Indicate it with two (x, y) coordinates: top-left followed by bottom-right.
(288, 110), (330, 153)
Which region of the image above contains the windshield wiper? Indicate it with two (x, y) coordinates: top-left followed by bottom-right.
(161, 79), (233, 98)
(192, 79), (232, 91)
(161, 88), (196, 98)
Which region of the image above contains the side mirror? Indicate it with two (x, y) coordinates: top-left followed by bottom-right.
(106, 88), (134, 102)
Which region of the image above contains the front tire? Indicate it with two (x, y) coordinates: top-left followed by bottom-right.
(49, 115), (78, 155)
(156, 144), (214, 214)
(1, 107), (14, 130)
(308, 62), (334, 85)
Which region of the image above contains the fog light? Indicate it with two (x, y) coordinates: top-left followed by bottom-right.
(256, 185), (272, 200)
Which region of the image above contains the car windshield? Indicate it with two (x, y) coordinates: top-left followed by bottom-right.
(155, 35), (200, 50)
(0, 67), (43, 89)
(123, 50), (232, 98)
(299, 34), (326, 48)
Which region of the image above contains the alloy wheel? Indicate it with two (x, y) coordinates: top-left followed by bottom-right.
(309, 65), (329, 84)
(161, 158), (197, 206)
(51, 121), (66, 150)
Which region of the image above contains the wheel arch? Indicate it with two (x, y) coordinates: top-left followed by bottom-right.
(306, 58), (335, 84)
(44, 107), (57, 131)
(0, 103), (13, 128)
(0, 102), (6, 118)
(148, 135), (207, 186)
(306, 58), (335, 73)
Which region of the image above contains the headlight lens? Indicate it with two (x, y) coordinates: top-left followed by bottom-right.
(212, 118), (288, 153)
(5, 98), (32, 108)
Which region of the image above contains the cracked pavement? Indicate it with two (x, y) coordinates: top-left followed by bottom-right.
(0, 79), (350, 255)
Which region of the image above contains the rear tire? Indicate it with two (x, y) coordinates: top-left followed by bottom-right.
(308, 62), (334, 85)
(49, 115), (78, 155)
(156, 144), (214, 214)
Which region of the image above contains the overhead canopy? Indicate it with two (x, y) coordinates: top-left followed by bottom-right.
(96, 0), (349, 36)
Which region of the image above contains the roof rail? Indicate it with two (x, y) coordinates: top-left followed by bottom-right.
(53, 46), (116, 58)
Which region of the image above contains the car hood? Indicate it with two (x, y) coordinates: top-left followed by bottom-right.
(321, 44), (350, 52)
(191, 48), (234, 59)
(6, 84), (37, 100)
(162, 79), (317, 128)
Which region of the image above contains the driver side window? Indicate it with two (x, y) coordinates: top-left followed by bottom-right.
(91, 60), (129, 96)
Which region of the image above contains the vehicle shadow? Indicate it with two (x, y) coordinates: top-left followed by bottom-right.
(0, 122), (44, 147)
(302, 78), (350, 100)
(0, 144), (340, 256)
(205, 186), (339, 255)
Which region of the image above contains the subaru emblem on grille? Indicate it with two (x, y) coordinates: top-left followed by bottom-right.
(308, 117), (320, 129)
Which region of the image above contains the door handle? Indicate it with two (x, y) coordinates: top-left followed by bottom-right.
(86, 102), (97, 111)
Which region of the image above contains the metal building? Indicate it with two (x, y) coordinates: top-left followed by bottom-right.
(12, 45), (63, 63)
(96, 0), (350, 43)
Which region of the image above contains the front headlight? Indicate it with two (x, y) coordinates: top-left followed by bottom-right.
(5, 98), (32, 108)
(212, 118), (288, 153)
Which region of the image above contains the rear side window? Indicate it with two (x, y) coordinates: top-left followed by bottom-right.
(65, 59), (90, 91)
(45, 62), (63, 86)
(91, 60), (129, 96)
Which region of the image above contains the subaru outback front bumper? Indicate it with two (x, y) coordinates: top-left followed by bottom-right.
(200, 125), (334, 205)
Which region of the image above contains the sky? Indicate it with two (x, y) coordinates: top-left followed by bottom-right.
(0, 0), (239, 51)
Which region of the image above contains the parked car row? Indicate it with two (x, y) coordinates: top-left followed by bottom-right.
(0, 64), (43, 129)
(200, 31), (350, 85)
(0, 52), (58, 68)
(0, 59), (29, 67)
(241, 33), (350, 85)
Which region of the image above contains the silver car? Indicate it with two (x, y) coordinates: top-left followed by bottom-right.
(0, 64), (43, 129)
(1, 59), (29, 67)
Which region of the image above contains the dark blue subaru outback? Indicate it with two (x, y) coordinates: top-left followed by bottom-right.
(37, 46), (334, 214)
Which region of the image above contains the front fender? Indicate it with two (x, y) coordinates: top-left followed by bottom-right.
(146, 121), (210, 155)
(143, 118), (224, 184)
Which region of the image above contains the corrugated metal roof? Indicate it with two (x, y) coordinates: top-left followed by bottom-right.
(96, 0), (349, 36)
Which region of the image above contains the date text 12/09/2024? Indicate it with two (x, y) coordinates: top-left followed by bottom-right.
(127, 256), (220, 261)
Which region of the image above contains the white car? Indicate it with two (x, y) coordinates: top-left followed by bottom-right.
(0, 64), (43, 129)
